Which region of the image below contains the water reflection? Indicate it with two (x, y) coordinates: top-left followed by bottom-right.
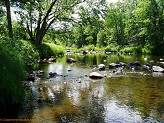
(21, 54), (163, 123)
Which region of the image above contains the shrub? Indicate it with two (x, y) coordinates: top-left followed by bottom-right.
(85, 44), (95, 51)
(133, 46), (142, 54)
(0, 36), (40, 116)
(120, 47), (134, 53)
(0, 45), (25, 117)
(18, 40), (40, 68)
(73, 47), (84, 53)
(38, 43), (65, 58)
(120, 46), (142, 54)
(104, 46), (118, 52)
(0, 37), (40, 69)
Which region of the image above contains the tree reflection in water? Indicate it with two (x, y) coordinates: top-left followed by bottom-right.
(20, 54), (163, 123)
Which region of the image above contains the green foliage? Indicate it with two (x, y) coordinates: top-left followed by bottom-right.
(104, 45), (119, 53)
(120, 47), (134, 53)
(0, 35), (41, 116)
(73, 44), (103, 53)
(38, 43), (65, 58)
(85, 44), (96, 51)
(73, 48), (84, 53)
(97, 30), (107, 47)
(120, 46), (142, 54)
(0, 37), (40, 69)
(19, 40), (40, 68)
(0, 40), (25, 116)
(142, 48), (152, 54)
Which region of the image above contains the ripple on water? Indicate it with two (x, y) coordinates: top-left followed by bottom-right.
(104, 99), (161, 123)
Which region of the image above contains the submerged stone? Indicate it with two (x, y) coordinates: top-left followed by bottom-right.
(89, 72), (103, 79)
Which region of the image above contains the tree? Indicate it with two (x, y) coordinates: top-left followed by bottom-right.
(104, 1), (125, 46)
(0, 0), (13, 38)
(97, 30), (107, 47)
(14, 0), (86, 44)
(71, 0), (105, 48)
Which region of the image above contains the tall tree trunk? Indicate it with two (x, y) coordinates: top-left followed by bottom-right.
(5, 0), (13, 38)
(35, 0), (57, 44)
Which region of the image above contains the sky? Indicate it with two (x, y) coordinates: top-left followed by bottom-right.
(106, 0), (118, 3)
(11, 0), (119, 22)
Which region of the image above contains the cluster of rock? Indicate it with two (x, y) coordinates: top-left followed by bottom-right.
(65, 57), (164, 79)
(26, 57), (164, 82)
(89, 61), (164, 79)
(40, 56), (56, 63)
(26, 70), (44, 82)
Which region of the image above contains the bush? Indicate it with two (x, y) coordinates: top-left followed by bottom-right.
(120, 47), (134, 53)
(0, 36), (40, 117)
(120, 46), (142, 54)
(85, 44), (95, 51)
(73, 47), (84, 53)
(38, 43), (65, 58)
(18, 40), (40, 68)
(133, 46), (142, 54)
(73, 45), (102, 53)
(104, 46), (118, 52)
(0, 44), (25, 117)
(0, 37), (40, 70)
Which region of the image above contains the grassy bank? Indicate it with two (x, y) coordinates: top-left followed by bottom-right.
(0, 37), (39, 117)
(38, 43), (65, 59)
(0, 36), (66, 117)
(73, 44), (159, 55)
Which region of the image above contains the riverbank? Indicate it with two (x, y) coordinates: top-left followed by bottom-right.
(72, 44), (164, 55)
(0, 36), (163, 118)
(0, 37), (65, 117)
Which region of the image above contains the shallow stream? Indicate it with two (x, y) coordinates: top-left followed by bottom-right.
(19, 53), (164, 123)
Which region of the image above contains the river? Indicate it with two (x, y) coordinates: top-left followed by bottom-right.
(19, 53), (164, 123)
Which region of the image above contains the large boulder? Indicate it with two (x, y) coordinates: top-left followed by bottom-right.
(26, 74), (35, 82)
(119, 62), (127, 67)
(89, 72), (103, 79)
(142, 63), (153, 71)
(128, 61), (141, 70)
(152, 66), (164, 72)
(49, 72), (58, 78)
(48, 56), (56, 62)
(98, 64), (105, 71)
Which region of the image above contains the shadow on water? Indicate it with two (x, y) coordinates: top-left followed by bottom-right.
(18, 53), (164, 123)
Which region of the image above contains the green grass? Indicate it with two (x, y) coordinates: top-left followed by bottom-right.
(0, 36), (40, 117)
(0, 46), (25, 117)
(38, 43), (66, 58)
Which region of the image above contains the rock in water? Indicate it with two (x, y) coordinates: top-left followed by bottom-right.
(98, 64), (105, 71)
(89, 72), (103, 79)
(152, 66), (164, 72)
(109, 63), (120, 69)
(67, 58), (76, 63)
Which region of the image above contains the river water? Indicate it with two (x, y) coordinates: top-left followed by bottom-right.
(20, 53), (164, 123)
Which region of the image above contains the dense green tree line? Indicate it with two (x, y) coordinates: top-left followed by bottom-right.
(56, 0), (164, 54)
(0, 0), (163, 54)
